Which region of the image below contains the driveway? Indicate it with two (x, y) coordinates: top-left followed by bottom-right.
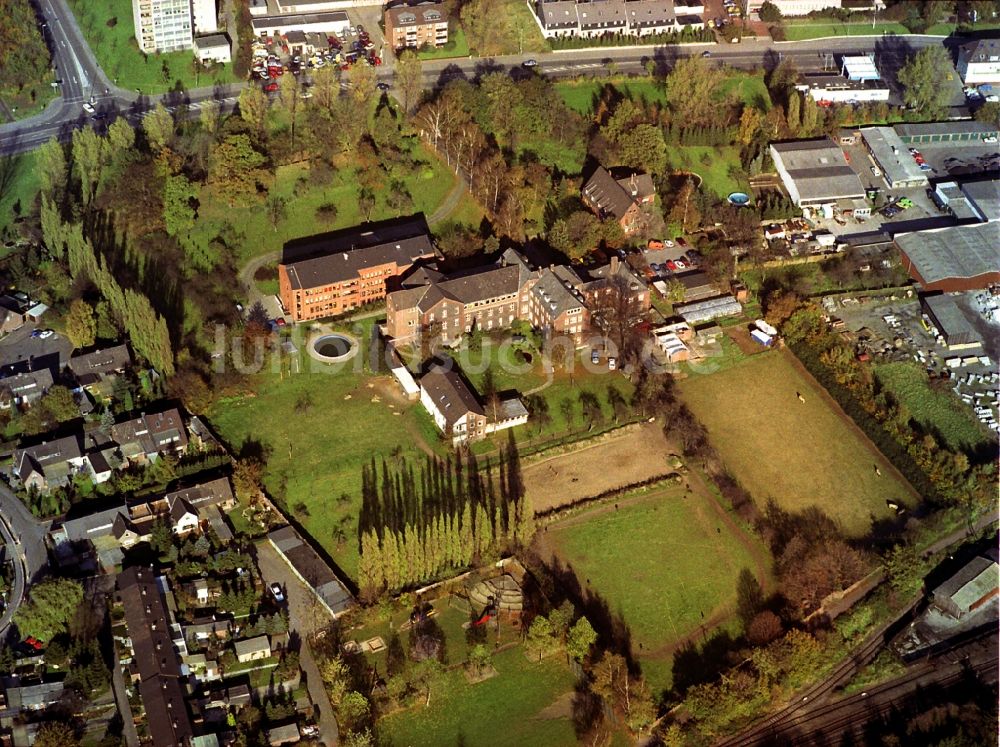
(254, 539), (339, 746)
(0, 327), (73, 375)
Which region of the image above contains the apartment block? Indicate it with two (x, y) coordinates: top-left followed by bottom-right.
(384, 3), (449, 50)
(131, 0), (194, 52)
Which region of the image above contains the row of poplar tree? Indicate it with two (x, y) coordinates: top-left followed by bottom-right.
(356, 437), (535, 600)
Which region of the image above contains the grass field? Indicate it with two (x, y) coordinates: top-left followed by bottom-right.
(555, 77), (668, 115)
(666, 145), (749, 199)
(0, 152), (39, 233)
(207, 321), (446, 580)
(67, 0), (238, 93)
(779, 21), (910, 40)
(379, 647), (576, 746)
(543, 487), (761, 653)
(0, 75), (59, 122)
(718, 71), (771, 111)
(679, 350), (914, 536)
(875, 362), (995, 454)
(189, 148), (456, 265)
(346, 597), (579, 746)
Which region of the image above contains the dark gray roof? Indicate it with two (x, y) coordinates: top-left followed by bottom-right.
(531, 269), (586, 318)
(420, 366), (484, 425)
(3, 680), (65, 710)
(267, 526), (354, 615)
(14, 435), (82, 482)
(894, 120), (998, 138)
(54, 504), (128, 543)
(165, 477), (235, 510)
(771, 139), (866, 202)
(386, 2), (448, 26)
(583, 166), (637, 222)
(922, 294), (978, 342)
(281, 224), (436, 290)
(577, 0), (626, 28)
(0, 368), (54, 397)
(958, 38), (1000, 66)
(934, 555), (998, 608)
(896, 223), (1000, 285)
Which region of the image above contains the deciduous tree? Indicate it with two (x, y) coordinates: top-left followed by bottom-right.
(13, 578), (84, 641)
(65, 299), (96, 349)
(143, 103), (175, 153)
(396, 50), (423, 113)
(899, 46), (953, 118)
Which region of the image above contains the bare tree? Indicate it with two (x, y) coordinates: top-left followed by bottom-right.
(588, 272), (647, 363)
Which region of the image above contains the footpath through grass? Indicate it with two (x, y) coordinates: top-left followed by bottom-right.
(67, 0), (238, 93)
(679, 350), (914, 536)
(874, 362), (996, 454)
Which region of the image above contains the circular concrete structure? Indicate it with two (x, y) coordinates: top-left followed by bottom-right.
(310, 333), (358, 363)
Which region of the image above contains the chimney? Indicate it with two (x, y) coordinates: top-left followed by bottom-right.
(610, 256), (619, 273)
(629, 174), (638, 196)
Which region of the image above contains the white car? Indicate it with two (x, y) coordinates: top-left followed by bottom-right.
(82, 102), (95, 114)
(870, 166), (881, 177)
(522, 59), (538, 68)
(38, 329), (54, 339)
(270, 582), (285, 603)
(984, 136), (998, 143)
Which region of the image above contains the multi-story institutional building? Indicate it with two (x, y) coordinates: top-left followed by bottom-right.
(278, 221), (438, 322)
(581, 166), (656, 235)
(386, 249), (648, 347)
(384, 3), (449, 50)
(192, 0), (218, 34)
(956, 38), (1000, 85)
(131, 0), (194, 53)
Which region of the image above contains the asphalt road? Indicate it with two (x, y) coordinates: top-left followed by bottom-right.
(0, 483), (51, 637)
(0, 25), (955, 157)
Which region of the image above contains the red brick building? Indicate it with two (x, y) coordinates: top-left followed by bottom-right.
(581, 166), (656, 235)
(384, 3), (448, 51)
(278, 223), (438, 322)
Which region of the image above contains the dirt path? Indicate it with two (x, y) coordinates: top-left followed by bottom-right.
(781, 347), (921, 504)
(428, 171), (469, 226)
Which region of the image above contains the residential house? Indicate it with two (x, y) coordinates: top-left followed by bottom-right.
(111, 407), (189, 466)
(233, 635), (272, 664)
(1, 679), (66, 711)
(182, 653), (221, 682)
(185, 617), (233, 647)
(419, 365), (488, 445)
(956, 38), (1000, 86)
(170, 497), (200, 535)
(0, 368), (54, 409)
(67, 343), (132, 400)
(0, 296), (25, 337)
(384, 3), (448, 50)
(533, 0), (704, 41)
(13, 435), (87, 493)
(116, 567), (195, 747)
(278, 220), (438, 322)
(581, 167), (656, 235)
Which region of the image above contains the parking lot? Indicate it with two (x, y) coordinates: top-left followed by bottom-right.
(0, 325), (72, 375)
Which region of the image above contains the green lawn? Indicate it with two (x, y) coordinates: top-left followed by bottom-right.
(417, 25), (471, 59)
(666, 145), (748, 199)
(555, 77), (668, 115)
(0, 151), (39, 234)
(379, 646), (577, 747)
(547, 487), (760, 654)
(718, 71), (771, 111)
(188, 144), (456, 265)
(66, 0), (238, 93)
(874, 362), (995, 454)
(207, 320), (447, 581)
(780, 21), (910, 40)
(679, 350), (915, 536)
(1, 75), (59, 122)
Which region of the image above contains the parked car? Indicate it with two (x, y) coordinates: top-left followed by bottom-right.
(270, 583), (285, 603)
(38, 329), (54, 339)
(607, 356), (617, 371)
(870, 166), (880, 176)
(82, 102), (95, 114)
(522, 59), (538, 67)
(591, 349), (600, 364)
